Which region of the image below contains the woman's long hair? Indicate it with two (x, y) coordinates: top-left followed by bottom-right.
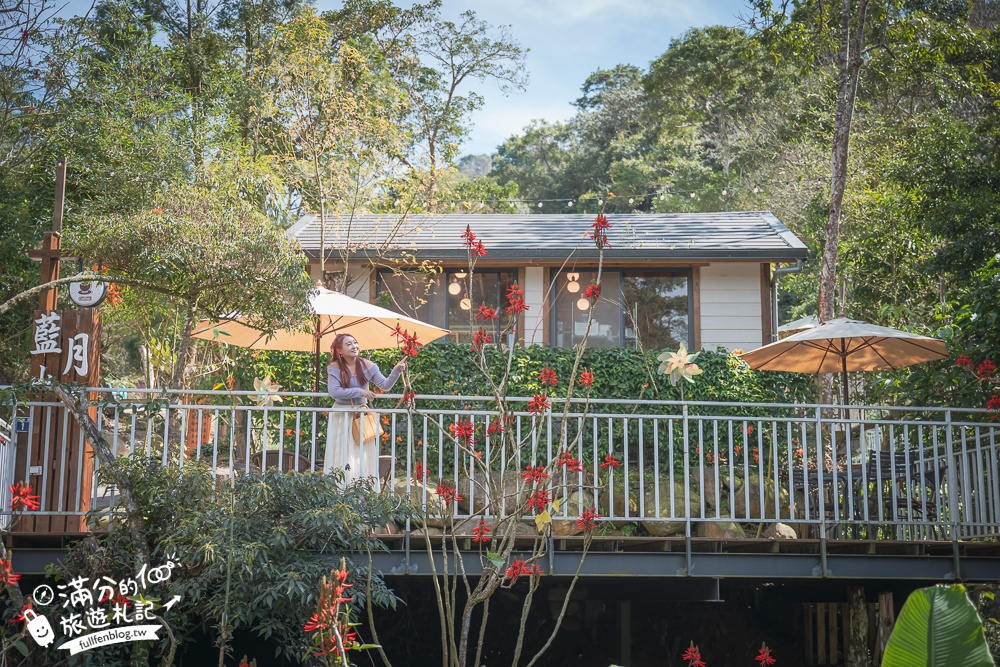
(331, 334), (367, 389)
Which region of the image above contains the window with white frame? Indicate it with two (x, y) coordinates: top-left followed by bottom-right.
(551, 270), (691, 350)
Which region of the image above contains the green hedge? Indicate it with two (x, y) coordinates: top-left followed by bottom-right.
(229, 342), (816, 412)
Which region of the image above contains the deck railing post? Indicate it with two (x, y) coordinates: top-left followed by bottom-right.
(945, 409), (961, 576)
(682, 403), (690, 533)
(815, 406), (827, 540)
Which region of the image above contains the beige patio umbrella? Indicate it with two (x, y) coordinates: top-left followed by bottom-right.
(192, 286), (451, 386)
(192, 287), (450, 352)
(740, 317), (948, 405)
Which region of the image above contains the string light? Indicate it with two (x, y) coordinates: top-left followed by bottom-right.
(375, 180), (820, 211)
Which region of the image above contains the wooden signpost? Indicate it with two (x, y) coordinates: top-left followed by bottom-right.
(16, 159), (102, 535)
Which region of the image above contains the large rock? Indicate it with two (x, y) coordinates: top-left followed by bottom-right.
(696, 521), (746, 539)
(763, 522), (798, 540)
(727, 474), (793, 520)
(550, 488), (596, 537)
(392, 478), (447, 527)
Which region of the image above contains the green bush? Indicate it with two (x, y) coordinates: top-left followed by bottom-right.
(228, 342), (816, 411)
(55, 459), (411, 665)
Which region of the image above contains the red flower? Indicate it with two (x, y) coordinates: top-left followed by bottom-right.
(436, 484), (463, 504)
(412, 461), (428, 482)
(576, 507), (601, 533)
(987, 393), (1000, 412)
(505, 559), (544, 581)
(472, 519), (491, 543)
(450, 420), (476, 446)
(526, 490), (551, 511)
(487, 418), (505, 435)
(600, 454), (621, 469)
(578, 371), (594, 387)
(582, 283), (601, 300)
(977, 359), (996, 379)
(0, 559), (20, 585)
(401, 392), (416, 407)
(506, 284), (528, 314)
(956, 354), (972, 367)
(8, 482), (39, 512)
(589, 214), (611, 248)
(537, 368), (558, 386)
(528, 395), (551, 414)
(682, 644), (706, 667)
(522, 465), (550, 483)
(10, 602), (32, 624)
(475, 305), (498, 321)
(556, 451), (585, 473)
(392, 327), (422, 357)
(462, 225), (485, 255)
(472, 328), (493, 350)
(755, 645), (776, 665)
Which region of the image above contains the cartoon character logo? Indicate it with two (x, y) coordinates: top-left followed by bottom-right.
(23, 610), (55, 647)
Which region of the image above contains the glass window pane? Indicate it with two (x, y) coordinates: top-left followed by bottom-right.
(552, 271), (621, 347)
(376, 271), (445, 330)
(446, 270), (517, 343)
(622, 273), (689, 350)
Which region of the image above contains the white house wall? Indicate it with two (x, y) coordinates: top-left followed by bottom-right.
(699, 263), (764, 352)
(523, 267), (545, 346)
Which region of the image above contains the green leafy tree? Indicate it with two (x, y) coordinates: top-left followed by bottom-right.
(336, 1), (527, 210)
(64, 185), (313, 388)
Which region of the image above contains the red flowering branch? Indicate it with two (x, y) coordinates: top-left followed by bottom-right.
(305, 559), (367, 666)
(755, 643), (776, 665)
(682, 642), (707, 667)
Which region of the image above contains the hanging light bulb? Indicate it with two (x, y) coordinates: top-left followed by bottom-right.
(538, 201), (543, 207)
(460, 297), (472, 311)
(598, 199), (603, 205)
(448, 281), (462, 295)
(576, 297), (590, 311)
(567, 280), (580, 294)
(566, 272), (580, 282)
(454, 270), (467, 279)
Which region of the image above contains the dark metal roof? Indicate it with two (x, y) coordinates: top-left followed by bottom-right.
(287, 212), (809, 261)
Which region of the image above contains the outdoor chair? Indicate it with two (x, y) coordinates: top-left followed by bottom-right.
(863, 450), (940, 538)
(378, 455), (393, 492)
(251, 450), (315, 473)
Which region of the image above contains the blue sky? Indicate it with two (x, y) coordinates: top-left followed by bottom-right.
(364, 0), (752, 156)
(60, 0), (750, 156)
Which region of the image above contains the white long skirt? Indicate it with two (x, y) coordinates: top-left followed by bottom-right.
(324, 410), (380, 488)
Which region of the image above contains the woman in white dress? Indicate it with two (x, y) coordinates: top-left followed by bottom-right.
(325, 333), (406, 485)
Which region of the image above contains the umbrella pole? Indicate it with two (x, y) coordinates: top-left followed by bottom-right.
(841, 348), (849, 421)
(313, 317), (322, 408)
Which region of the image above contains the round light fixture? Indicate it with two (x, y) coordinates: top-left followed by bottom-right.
(460, 298), (473, 311)
(576, 297), (590, 311)
(454, 270), (468, 279)
(567, 281), (580, 294)
(448, 281), (462, 295)
(566, 272), (579, 282)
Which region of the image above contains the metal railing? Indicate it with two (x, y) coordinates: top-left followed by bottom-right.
(2, 388), (998, 542)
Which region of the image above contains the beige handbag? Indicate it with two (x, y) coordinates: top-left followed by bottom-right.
(351, 411), (382, 445)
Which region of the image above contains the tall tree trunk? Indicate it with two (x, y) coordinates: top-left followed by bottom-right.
(819, 0), (868, 324)
(819, 0), (868, 405)
(170, 302), (196, 390)
(847, 584), (870, 667)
